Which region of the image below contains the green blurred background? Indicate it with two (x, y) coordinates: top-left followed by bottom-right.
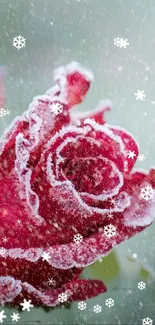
(1, 0), (155, 323)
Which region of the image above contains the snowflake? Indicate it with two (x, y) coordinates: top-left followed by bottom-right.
(0, 311), (7, 323)
(16, 219), (22, 225)
(142, 317), (153, 325)
(114, 37), (129, 49)
(140, 185), (154, 201)
(58, 292), (68, 303)
(0, 248), (6, 257)
(104, 224), (116, 238)
(132, 253), (137, 259)
(109, 198), (115, 206)
(41, 251), (51, 262)
(138, 154), (145, 161)
(151, 101), (155, 106)
(78, 301), (87, 311)
(135, 89), (146, 100)
(20, 299), (34, 312)
(107, 212), (113, 219)
(2, 237), (8, 243)
(105, 297), (114, 308)
(47, 278), (56, 286)
(0, 108), (6, 117)
(13, 35), (26, 49)
(93, 304), (102, 313)
(73, 233), (83, 244)
(145, 66), (150, 71)
(117, 65), (123, 72)
(50, 102), (63, 115)
(138, 281), (146, 290)
(10, 312), (20, 322)
(127, 150), (136, 159)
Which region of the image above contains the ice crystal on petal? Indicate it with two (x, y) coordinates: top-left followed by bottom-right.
(140, 185), (154, 201)
(58, 292), (68, 303)
(104, 224), (116, 238)
(73, 233), (83, 244)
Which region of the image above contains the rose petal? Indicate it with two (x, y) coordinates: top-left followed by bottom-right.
(110, 126), (139, 173)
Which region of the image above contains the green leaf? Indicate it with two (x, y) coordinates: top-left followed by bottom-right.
(138, 266), (152, 281)
(82, 250), (120, 283)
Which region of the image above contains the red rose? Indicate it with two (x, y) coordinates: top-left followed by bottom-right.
(0, 62), (154, 307)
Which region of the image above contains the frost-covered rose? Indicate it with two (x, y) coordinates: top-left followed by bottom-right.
(0, 62), (155, 307)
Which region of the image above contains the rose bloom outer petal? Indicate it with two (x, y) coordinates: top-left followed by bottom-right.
(109, 126), (139, 173)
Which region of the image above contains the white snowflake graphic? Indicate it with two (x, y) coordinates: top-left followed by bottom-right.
(47, 277), (56, 286)
(50, 102), (63, 115)
(117, 65), (123, 72)
(127, 150), (136, 159)
(13, 35), (26, 49)
(138, 281), (146, 290)
(142, 317), (153, 325)
(107, 212), (113, 219)
(114, 37), (129, 49)
(145, 66), (150, 71)
(93, 304), (102, 313)
(140, 185), (154, 201)
(73, 233), (83, 244)
(41, 251), (51, 262)
(58, 292), (68, 303)
(132, 253), (137, 259)
(78, 301), (87, 311)
(0, 108), (11, 117)
(2, 237), (8, 243)
(151, 101), (155, 106)
(10, 312), (20, 322)
(138, 154), (145, 161)
(20, 299), (34, 312)
(105, 297), (114, 308)
(0, 310), (7, 323)
(135, 89), (146, 101)
(104, 224), (116, 238)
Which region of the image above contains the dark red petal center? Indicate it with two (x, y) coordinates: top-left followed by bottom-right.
(62, 156), (118, 195)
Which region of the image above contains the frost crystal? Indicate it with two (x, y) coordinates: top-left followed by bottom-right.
(104, 224), (116, 238)
(105, 297), (114, 308)
(13, 35), (26, 49)
(140, 186), (154, 201)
